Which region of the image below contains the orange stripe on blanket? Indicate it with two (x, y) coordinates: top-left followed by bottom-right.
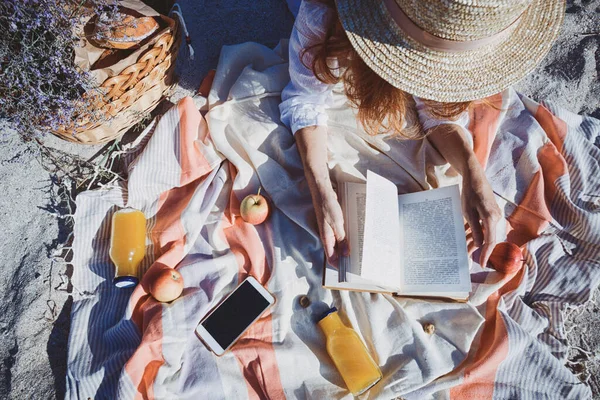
(198, 69), (216, 98)
(125, 179), (198, 399)
(125, 301), (165, 400)
(506, 140), (568, 246)
(124, 171), (196, 400)
(150, 181), (199, 265)
(506, 171), (551, 246)
(468, 94), (503, 170)
(125, 98), (215, 399)
(123, 187), (174, 399)
(450, 268), (524, 399)
(535, 105), (567, 153)
(178, 97), (214, 185)
(223, 213), (285, 399)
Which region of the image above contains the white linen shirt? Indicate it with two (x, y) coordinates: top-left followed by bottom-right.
(279, 0), (469, 135)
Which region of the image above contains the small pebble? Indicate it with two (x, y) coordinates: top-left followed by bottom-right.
(299, 295), (311, 308)
(423, 323), (435, 335)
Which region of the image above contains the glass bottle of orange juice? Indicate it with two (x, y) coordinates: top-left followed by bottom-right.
(109, 208), (146, 288)
(318, 307), (382, 396)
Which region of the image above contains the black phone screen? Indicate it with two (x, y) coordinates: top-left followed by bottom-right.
(201, 280), (271, 349)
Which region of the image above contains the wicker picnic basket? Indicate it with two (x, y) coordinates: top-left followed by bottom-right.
(52, 10), (180, 144)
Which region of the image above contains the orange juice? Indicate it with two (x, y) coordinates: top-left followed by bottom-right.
(109, 208), (146, 288)
(318, 307), (382, 396)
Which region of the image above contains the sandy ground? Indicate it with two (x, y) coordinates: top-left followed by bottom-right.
(0, 0), (597, 399)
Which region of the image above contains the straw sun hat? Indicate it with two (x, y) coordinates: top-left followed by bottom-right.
(336, 0), (565, 102)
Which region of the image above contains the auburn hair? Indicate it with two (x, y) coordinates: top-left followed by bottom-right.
(300, 0), (471, 138)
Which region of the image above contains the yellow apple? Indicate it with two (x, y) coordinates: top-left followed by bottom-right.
(240, 191), (269, 225)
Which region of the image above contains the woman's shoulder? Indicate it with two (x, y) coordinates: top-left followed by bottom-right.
(296, 0), (335, 36)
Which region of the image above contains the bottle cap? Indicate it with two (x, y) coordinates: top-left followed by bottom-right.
(113, 276), (139, 288)
(318, 307), (338, 322)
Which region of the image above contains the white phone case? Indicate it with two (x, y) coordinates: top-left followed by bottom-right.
(195, 276), (275, 356)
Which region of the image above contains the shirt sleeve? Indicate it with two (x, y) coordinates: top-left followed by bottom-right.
(279, 1), (335, 135)
(413, 96), (470, 132)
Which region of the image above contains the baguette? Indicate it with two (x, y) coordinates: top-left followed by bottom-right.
(92, 13), (159, 50)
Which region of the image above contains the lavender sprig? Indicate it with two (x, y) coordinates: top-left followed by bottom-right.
(0, 0), (119, 139)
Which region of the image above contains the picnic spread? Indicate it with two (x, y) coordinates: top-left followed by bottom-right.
(64, 38), (600, 399)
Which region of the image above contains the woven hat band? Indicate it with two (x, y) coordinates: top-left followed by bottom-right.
(383, 0), (524, 52)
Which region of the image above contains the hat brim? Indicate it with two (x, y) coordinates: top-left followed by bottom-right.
(336, 0), (565, 102)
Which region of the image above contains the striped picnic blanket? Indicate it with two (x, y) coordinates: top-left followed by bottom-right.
(66, 40), (600, 399)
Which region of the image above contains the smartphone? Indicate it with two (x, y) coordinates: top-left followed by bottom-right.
(195, 276), (275, 356)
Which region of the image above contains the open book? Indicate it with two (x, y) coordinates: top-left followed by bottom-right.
(323, 171), (471, 301)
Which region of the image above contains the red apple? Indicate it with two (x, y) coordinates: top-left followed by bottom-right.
(149, 269), (184, 302)
(488, 242), (523, 274)
(240, 190), (269, 225)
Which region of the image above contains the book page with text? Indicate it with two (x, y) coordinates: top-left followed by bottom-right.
(398, 185), (471, 295)
(360, 171), (402, 286)
(325, 181), (397, 293)
(342, 182), (367, 278)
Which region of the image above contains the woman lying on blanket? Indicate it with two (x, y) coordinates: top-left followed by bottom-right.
(279, 0), (564, 267)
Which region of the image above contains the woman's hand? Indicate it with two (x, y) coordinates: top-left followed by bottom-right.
(461, 160), (502, 267)
(427, 124), (502, 267)
(295, 125), (350, 264)
(308, 181), (350, 264)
